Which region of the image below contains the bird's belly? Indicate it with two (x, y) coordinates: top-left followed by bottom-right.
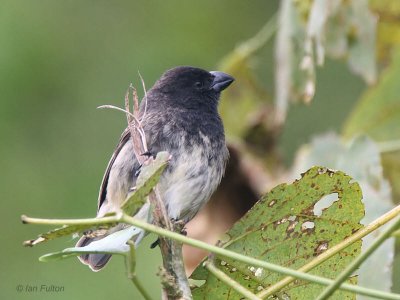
(158, 145), (224, 222)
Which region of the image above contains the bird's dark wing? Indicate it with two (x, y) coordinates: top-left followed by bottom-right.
(97, 127), (131, 211)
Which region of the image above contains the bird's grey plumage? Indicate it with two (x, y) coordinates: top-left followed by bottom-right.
(76, 66), (233, 271)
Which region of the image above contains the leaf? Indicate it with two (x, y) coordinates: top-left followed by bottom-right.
(121, 151), (170, 216)
(292, 133), (395, 298)
(382, 152), (400, 203)
(275, 0), (377, 120)
(343, 49), (400, 141)
(275, 0), (308, 122)
(23, 222), (115, 247)
(39, 226), (140, 262)
(370, 0), (400, 63)
(343, 47), (400, 201)
(191, 166), (364, 300)
(345, 1), (378, 84)
(24, 151), (169, 247)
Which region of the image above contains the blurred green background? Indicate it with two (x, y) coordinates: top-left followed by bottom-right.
(0, 1), (371, 299)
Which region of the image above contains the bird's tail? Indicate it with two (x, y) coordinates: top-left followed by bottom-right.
(76, 235), (112, 271)
(75, 225), (145, 272)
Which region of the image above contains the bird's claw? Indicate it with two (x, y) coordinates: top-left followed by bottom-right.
(150, 238), (160, 249)
(141, 151), (155, 158)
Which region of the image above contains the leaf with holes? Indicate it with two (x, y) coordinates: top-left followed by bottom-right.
(292, 134), (394, 298)
(191, 166), (364, 300)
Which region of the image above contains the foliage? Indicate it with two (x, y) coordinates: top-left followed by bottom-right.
(275, 0), (377, 121)
(343, 47), (400, 201)
(293, 134), (395, 296)
(192, 167), (363, 300)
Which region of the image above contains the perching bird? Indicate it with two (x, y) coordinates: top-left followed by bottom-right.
(76, 66), (234, 271)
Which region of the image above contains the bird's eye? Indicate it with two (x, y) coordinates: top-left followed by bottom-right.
(195, 81), (203, 89)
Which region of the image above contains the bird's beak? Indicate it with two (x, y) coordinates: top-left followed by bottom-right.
(210, 71), (234, 92)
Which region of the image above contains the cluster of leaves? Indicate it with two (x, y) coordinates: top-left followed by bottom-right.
(275, 0), (377, 121)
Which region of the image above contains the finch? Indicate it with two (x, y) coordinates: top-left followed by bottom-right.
(76, 66), (234, 271)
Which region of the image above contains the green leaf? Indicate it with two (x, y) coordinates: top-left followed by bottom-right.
(343, 49), (400, 141)
(343, 47), (400, 201)
(293, 133), (395, 297)
(121, 151), (170, 216)
(23, 224), (101, 247)
(23, 218), (117, 247)
(24, 151), (169, 247)
(191, 167), (364, 300)
(36, 152), (170, 261)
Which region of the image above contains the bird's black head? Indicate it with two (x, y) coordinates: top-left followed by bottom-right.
(150, 66), (234, 112)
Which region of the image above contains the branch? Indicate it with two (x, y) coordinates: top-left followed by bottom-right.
(125, 85), (191, 299)
(378, 139), (400, 153)
(21, 209), (400, 300)
(125, 84), (147, 163)
(22, 214), (120, 226)
(125, 240), (153, 300)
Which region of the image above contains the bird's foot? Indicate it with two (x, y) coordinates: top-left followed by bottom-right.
(150, 238), (160, 249)
(149, 220), (187, 249)
(141, 150), (155, 159)
(135, 151), (155, 177)
(171, 218), (187, 236)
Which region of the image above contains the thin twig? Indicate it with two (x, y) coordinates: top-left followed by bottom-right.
(138, 71), (149, 122)
(132, 84), (139, 119)
(21, 214), (120, 225)
(316, 216), (400, 300)
(236, 13), (277, 58)
(97, 104), (145, 144)
(21, 212), (400, 299)
(126, 240), (153, 300)
(204, 261), (262, 300)
(378, 139), (400, 153)
(125, 85), (144, 162)
(97, 105), (136, 118)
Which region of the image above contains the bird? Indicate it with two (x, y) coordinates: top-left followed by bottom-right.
(75, 66), (234, 271)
